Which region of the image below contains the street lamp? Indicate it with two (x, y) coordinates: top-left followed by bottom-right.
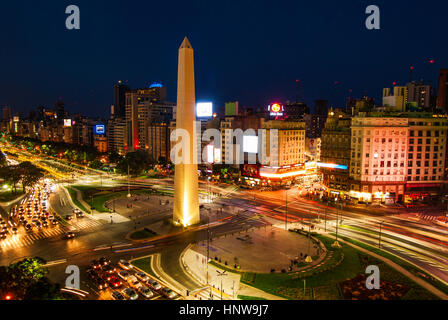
(216, 270), (227, 300)
(127, 164), (131, 198)
(332, 201), (342, 248)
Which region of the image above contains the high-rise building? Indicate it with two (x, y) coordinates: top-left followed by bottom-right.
(436, 69), (448, 112)
(406, 81), (432, 110)
(114, 81), (131, 118)
(55, 100), (66, 121)
(383, 86), (407, 111)
(125, 87), (174, 152)
(320, 109), (351, 197)
(2, 106), (12, 120)
(107, 117), (126, 154)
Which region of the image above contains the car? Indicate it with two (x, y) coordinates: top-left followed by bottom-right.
(99, 257), (111, 266)
(93, 277), (108, 290)
(11, 228), (18, 235)
(0, 233), (6, 240)
(76, 211), (84, 218)
(111, 291), (126, 300)
(118, 259), (132, 270)
(65, 215), (73, 221)
(147, 278), (162, 291)
(90, 260), (102, 270)
(65, 232), (75, 239)
(25, 224), (32, 232)
(138, 286), (154, 299)
(102, 265), (116, 275)
(51, 219), (58, 226)
(135, 272), (149, 283)
(117, 270), (130, 281)
(161, 287), (176, 299)
(86, 269), (98, 280)
(127, 276), (142, 289)
(42, 221), (48, 228)
(102, 264), (117, 274)
(122, 288), (139, 300)
(107, 276), (122, 288)
(35, 221), (42, 229)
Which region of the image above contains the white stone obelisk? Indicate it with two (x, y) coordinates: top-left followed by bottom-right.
(173, 37), (200, 226)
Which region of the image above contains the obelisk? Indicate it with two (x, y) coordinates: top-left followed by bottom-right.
(173, 37), (200, 226)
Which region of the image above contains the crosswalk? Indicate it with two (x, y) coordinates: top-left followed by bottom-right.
(191, 286), (233, 300)
(69, 218), (103, 230)
(0, 227), (65, 250)
(0, 218), (103, 251)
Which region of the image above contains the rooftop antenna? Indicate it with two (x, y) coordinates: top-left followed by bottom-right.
(409, 66), (414, 82)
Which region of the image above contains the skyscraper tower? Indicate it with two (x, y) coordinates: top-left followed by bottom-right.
(173, 37), (200, 226)
(114, 80), (130, 118)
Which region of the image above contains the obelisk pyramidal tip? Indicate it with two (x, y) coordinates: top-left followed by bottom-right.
(173, 37), (200, 226)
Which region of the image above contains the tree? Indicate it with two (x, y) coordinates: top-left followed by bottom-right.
(90, 159), (103, 169)
(0, 165), (22, 193)
(117, 150), (155, 176)
(0, 152), (6, 167)
(19, 162), (44, 192)
(0, 257), (61, 300)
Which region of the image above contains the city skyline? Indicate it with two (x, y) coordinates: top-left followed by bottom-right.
(0, 0), (447, 117)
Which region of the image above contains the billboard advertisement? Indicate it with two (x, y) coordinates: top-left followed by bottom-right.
(64, 119), (72, 127)
(268, 103), (284, 117)
(243, 135), (258, 154)
(196, 102), (213, 118)
(94, 124), (106, 135)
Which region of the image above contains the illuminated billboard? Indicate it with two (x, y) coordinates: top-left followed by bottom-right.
(243, 135), (258, 154)
(64, 119), (72, 127)
(94, 124), (106, 135)
(268, 103), (284, 117)
(196, 102), (213, 118)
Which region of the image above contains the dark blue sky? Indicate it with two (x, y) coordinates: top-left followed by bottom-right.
(0, 0), (446, 117)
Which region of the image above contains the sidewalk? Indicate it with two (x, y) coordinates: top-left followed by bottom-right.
(182, 247), (286, 300)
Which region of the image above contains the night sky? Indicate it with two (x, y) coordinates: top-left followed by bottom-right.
(0, 0), (446, 117)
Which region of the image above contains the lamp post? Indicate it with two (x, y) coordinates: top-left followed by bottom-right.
(216, 270), (227, 300)
(127, 164), (131, 198)
(332, 201), (341, 248)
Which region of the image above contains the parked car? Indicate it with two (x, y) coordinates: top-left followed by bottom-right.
(127, 276), (142, 289)
(111, 291), (126, 300)
(138, 286), (154, 299)
(122, 288), (139, 300)
(147, 278), (162, 291)
(135, 272), (149, 283)
(118, 259), (132, 270)
(117, 270), (130, 281)
(161, 287), (176, 299)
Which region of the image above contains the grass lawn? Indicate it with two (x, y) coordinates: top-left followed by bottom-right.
(237, 295), (267, 300)
(131, 256), (158, 279)
(71, 185), (161, 213)
(65, 187), (89, 213)
(0, 190), (24, 202)
(336, 234), (448, 297)
(236, 234), (438, 300)
(129, 228), (158, 240)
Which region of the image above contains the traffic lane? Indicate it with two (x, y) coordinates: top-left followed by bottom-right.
(338, 227), (448, 285)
